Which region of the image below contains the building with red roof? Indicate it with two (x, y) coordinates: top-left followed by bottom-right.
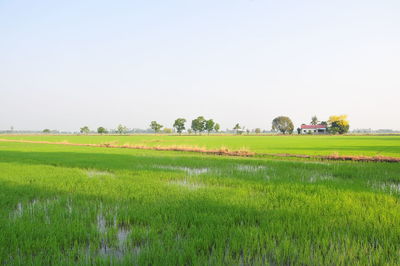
(300, 124), (327, 134)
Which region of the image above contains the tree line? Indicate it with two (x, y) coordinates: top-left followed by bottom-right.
(151, 116), (220, 134)
(67, 116), (221, 135)
(43, 115), (349, 135)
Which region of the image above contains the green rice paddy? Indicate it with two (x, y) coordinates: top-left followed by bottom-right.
(0, 136), (400, 265)
(1, 134), (400, 157)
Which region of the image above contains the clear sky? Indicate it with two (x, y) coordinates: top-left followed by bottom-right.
(1, 0), (399, 132)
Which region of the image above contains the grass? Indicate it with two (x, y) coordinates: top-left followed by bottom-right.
(1, 134), (400, 157)
(1, 140), (400, 265)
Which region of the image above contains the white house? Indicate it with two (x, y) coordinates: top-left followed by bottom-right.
(300, 124), (327, 134)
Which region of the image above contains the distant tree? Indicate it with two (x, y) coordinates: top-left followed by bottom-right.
(80, 126), (90, 134)
(246, 129), (250, 134)
(255, 128), (261, 134)
(163, 128), (173, 134)
(97, 127), (107, 134)
(173, 118), (186, 134)
(187, 129), (192, 134)
(117, 124), (128, 134)
(191, 116), (206, 134)
(43, 129), (51, 134)
(233, 123), (241, 134)
(272, 116), (294, 134)
(214, 123), (220, 133)
(320, 121), (328, 126)
(150, 121), (163, 133)
(297, 128), (301, 134)
(328, 115), (349, 134)
(205, 119), (215, 134)
(311, 116), (319, 125)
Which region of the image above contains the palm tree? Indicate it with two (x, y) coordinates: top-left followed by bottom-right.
(311, 116), (319, 125)
(233, 123), (241, 134)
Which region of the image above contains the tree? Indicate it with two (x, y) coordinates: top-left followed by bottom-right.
(297, 128), (301, 134)
(117, 124), (128, 134)
(191, 116), (206, 134)
(97, 127), (107, 134)
(173, 118), (186, 134)
(214, 123), (220, 133)
(311, 116), (319, 125)
(233, 123), (241, 134)
(43, 129), (51, 134)
(205, 119), (215, 134)
(80, 126), (90, 134)
(272, 116), (294, 134)
(255, 128), (261, 134)
(328, 115), (349, 134)
(163, 128), (173, 134)
(150, 121), (163, 133)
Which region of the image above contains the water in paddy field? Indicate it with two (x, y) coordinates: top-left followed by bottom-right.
(97, 213), (107, 234)
(156, 165), (210, 175)
(95, 212), (141, 260)
(157, 164), (270, 175)
(11, 202), (23, 219)
(8, 198), (141, 261)
(116, 227), (130, 249)
(87, 170), (115, 178)
(307, 174), (334, 183)
(371, 182), (400, 194)
(169, 178), (206, 190)
(9, 198), (57, 221)
(236, 165), (267, 172)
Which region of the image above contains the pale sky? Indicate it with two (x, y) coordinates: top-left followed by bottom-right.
(1, 0), (399, 131)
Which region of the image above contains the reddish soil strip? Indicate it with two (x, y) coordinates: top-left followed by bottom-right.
(0, 139), (399, 163)
(260, 153), (400, 163)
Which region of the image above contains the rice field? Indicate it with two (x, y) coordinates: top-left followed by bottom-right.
(1, 134), (400, 158)
(1, 139), (400, 265)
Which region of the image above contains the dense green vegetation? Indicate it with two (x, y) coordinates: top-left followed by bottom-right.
(0, 140), (400, 264)
(1, 134), (400, 157)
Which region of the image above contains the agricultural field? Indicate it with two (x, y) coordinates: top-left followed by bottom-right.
(0, 138), (400, 265)
(1, 134), (400, 157)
